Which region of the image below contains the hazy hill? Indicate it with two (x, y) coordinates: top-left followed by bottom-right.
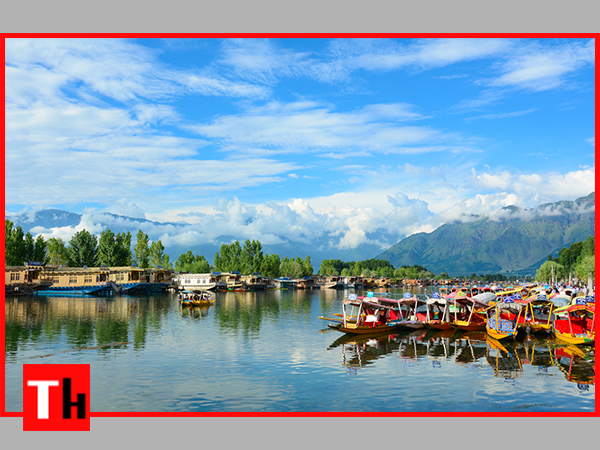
(376, 193), (595, 276)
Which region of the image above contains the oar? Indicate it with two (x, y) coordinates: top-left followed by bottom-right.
(318, 316), (344, 322)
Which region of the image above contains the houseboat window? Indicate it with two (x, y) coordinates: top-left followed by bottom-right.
(69, 276), (77, 284)
(84, 275), (93, 283)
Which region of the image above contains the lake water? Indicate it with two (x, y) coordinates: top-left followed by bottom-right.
(4, 288), (595, 413)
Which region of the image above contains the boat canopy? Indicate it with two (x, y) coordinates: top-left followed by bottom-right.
(549, 295), (570, 308)
(473, 293), (497, 305)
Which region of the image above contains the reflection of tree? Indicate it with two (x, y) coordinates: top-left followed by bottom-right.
(4, 294), (173, 359)
(64, 318), (95, 348)
(216, 292), (280, 338)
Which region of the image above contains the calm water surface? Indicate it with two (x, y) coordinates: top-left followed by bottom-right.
(4, 288), (595, 413)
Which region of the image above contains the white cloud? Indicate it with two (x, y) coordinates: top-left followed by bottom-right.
(188, 100), (471, 157)
(489, 39), (595, 91)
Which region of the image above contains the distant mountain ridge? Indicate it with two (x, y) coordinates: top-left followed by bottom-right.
(6, 194), (595, 275)
(4, 209), (384, 269)
(376, 193), (595, 276)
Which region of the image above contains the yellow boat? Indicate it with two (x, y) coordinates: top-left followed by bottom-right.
(552, 298), (595, 345)
(484, 298), (526, 341)
(179, 290), (216, 307)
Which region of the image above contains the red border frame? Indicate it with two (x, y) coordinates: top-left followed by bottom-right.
(1, 33), (598, 419)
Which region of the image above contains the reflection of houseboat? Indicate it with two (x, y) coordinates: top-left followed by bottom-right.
(5, 263), (53, 295)
(242, 274), (268, 291)
(176, 272), (227, 291)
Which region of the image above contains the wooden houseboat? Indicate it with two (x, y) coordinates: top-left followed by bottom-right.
(242, 274), (269, 291)
(274, 277), (298, 289)
(322, 276), (344, 289)
(5, 263), (53, 295)
(33, 265), (111, 296)
(296, 277), (317, 289)
(176, 272), (227, 291)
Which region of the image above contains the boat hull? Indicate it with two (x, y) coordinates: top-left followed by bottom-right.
(451, 320), (486, 332)
(181, 300), (215, 307)
(331, 323), (403, 335)
(553, 330), (595, 345)
(425, 321), (453, 331)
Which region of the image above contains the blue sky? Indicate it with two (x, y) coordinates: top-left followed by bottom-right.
(4, 37), (596, 255)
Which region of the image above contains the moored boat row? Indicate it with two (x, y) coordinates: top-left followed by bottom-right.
(324, 286), (595, 346)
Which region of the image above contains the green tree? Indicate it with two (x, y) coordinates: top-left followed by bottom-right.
(535, 260), (564, 284)
(239, 239), (263, 274)
(133, 230), (150, 268)
(23, 232), (35, 262)
(98, 229), (119, 266)
(174, 250), (210, 273)
(33, 235), (48, 264)
(260, 253), (281, 279)
(5, 220), (27, 266)
(46, 237), (68, 265)
(575, 254), (595, 285)
(149, 240), (170, 268)
(302, 255), (313, 277)
(115, 232), (132, 266)
(214, 241), (242, 272)
(67, 230), (98, 267)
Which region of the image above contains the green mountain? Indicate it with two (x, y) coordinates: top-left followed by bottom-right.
(376, 193), (595, 276)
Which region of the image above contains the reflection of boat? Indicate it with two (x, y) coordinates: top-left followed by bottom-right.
(179, 290), (216, 307)
(552, 298), (595, 345)
(518, 337), (554, 369)
(398, 330), (428, 362)
(452, 331), (487, 365)
(328, 332), (403, 369)
(551, 343), (595, 385)
(485, 337), (523, 379)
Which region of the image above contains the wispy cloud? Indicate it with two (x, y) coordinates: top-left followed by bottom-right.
(188, 100), (473, 157)
(465, 108), (538, 121)
(489, 39), (595, 91)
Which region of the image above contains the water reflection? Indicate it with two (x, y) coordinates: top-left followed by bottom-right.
(327, 332), (404, 370)
(4, 294), (171, 361)
(326, 326), (595, 387)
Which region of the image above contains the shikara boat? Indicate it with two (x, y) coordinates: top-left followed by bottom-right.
(396, 294), (428, 330)
(521, 292), (565, 335)
(552, 297), (595, 345)
(485, 297), (526, 341)
(424, 293), (452, 330)
(179, 290), (216, 307)
(448, 292), (489, 331)
(321, 294), (404, 335)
